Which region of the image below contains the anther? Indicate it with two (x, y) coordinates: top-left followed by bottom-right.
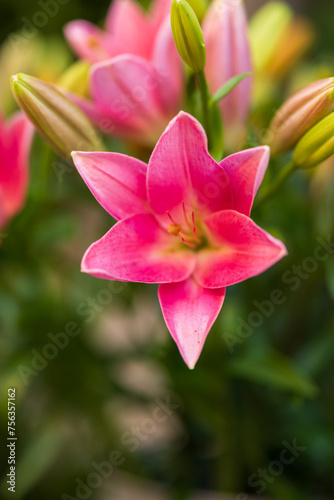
(168, 223), (181, 236)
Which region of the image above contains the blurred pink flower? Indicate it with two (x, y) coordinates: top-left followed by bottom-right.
(65, 0), (170, 63)
(203, 0), (252, 148)
(0, 112), (32, 229)
(72, 112), (286, 369)
(64, 0), (183, 145)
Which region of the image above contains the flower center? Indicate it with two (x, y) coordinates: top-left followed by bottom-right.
(167, 202), (203, 249)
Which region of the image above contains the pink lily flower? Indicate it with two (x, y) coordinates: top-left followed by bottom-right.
(65, 0), (171, 64)
(203, 0), (252, 148)
(72, 112), (287, 368)
(64, 0), (183, 145)
(0, 112), (32, 229)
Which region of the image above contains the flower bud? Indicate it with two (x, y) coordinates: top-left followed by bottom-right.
(265, 18), (314, 80)
(186, 0), (208, 22)
(249, 2), (292, 74)
(57, 60), (91, 98)
(293, 112), (334, 169)
(268, 78), (334, 155)
(11, 73), (103, 158)
(171, 0), (206, 73)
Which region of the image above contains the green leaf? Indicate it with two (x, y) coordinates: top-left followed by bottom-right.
(211, 73), (251, 104)
(227, 350), (318, 398)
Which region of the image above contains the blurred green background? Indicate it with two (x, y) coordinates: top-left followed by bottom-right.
(1, 1), (334, 499)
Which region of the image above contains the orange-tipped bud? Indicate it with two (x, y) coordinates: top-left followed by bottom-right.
(268, 78), (334, 155)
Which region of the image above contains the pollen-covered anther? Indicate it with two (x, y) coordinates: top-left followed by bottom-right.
(168, 223), (181, 236)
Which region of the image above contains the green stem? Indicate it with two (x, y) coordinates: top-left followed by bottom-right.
(254, 161), (298, 208)
(196, 70), (211, 146)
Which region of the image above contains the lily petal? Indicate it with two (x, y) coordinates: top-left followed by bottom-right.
(0, 113), (32, 226)
(105, 0), (153, 59)
(159, 278), (226, 369)
(203, 0), (252, 140)
(151, 0), (172, 33)
(65, 91), (149, 141)
(152, 17), (184, 115)
(90, 55), (168, 143)
(82, 213), (196, 283)
(72, 152), (148, 221)
(195, 210), (287, 288)
(221, 146), (270, 216)
(64, 21), (111, 63)
(147, 111), (233, 218)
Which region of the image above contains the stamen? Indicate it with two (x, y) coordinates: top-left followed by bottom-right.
(179, 236), (196, 248)
(182, 202), (192, 229)
(192, 211), (201, 244)
(166, 211), (178, 225)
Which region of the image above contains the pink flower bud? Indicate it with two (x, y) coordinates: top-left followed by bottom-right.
(269, 78), (334, 155)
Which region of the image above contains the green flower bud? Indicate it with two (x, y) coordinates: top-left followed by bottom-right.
(293, 112), (334, 168)
(11, 73), (103, 158)
(171, 0), (206, 73)
(186, 0), (208, 22)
